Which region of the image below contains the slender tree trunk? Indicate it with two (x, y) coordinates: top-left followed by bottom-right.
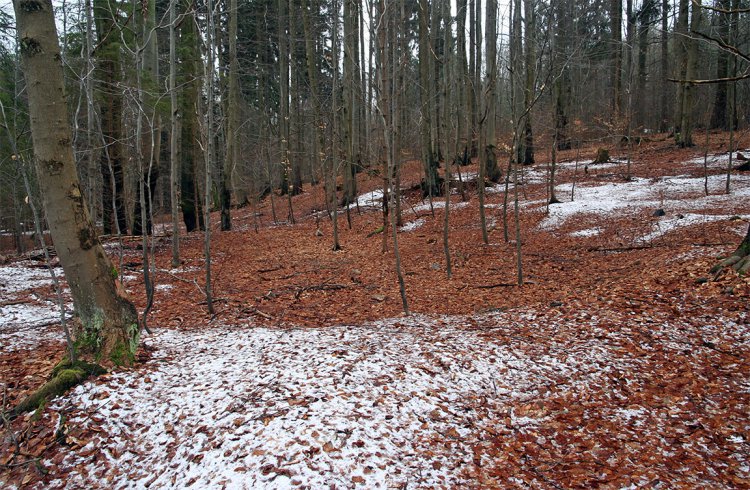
(554, 0), (572, 151)
(443, 0), (453, 278)
(610, 0), (623, 118)
(673, 0), (689, 140)
(301, 0), (322, 185)
(660, 0), (669, 132)
(204, 0), (216, 314)
(221, 0), (239, 231)
(710, 0), (730, 130)
(468, 0), (478, 158)
(521, 0), (535, 164)
(678, 0), (701, 148)
(180, 7), (202, 232)
(456, 0), (468, 161)
(169, 0), (180, 266)
(331, 0), (341, 251)
(94, 0), (127, 235)
(14, 0), (139, 364)
(418, 0), (439, 198)
(85, 0), (97, 221)
(342, 0), (359, 206)
(377, 0), (409, 314)
(485, 0), (500, 182)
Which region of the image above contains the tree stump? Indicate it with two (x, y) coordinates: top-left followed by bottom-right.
(593, 148), (610, 164)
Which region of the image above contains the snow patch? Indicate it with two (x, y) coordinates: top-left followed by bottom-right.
(399, 218), (425, 232)
(570, 227), (603, 237)
(540, 173), (750, 230)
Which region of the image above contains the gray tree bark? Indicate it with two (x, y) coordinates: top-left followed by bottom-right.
(14, 0), (139, 364)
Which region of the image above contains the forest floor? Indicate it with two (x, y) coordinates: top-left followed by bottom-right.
(2, 133), (750, 488)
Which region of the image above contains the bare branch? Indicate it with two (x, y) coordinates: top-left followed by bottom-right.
(693, 0), (750, 14)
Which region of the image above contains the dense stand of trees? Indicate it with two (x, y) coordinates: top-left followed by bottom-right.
(0, 0), (748, 251)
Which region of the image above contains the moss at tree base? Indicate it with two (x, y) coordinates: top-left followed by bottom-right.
(9, 360), (106, 417)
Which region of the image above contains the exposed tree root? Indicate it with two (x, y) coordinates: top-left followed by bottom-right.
(711, 224), (750, 278)
(9, 360), (106, 418)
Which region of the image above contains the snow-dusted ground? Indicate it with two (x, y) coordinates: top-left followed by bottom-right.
(40, 310), (750, 488)
(540, 174), (750, 240)
(0, 262), (68, 351)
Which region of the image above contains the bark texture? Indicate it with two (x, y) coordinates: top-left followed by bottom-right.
(14, 0), (139, 365)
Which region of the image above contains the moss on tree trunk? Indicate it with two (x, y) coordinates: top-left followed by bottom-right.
(10, 360), (106, 417)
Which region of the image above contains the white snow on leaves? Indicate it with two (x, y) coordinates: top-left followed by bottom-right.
(0, 262), (67, 351)
(541, 174), (750, 238)
(48, 313), (635, 489)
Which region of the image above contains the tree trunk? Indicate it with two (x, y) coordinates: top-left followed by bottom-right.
(710, 0), (730, 130)
(659, 0), (669, 132)
(456, 0), (468, 160)
(610, 0), (623, 118)
(342, 0), (359, 206)
(521, 0), (535, 164)
(132, 0), (159, 237)
(180, 6), (203, 232)
(204, 0), (216, 314)
(331, 0), (341, 251)
(554, 0), (572, 151)
(14, 0), (139, 365)
(484, 0), (501, 182)
(169, 0), (180, 266)
(678, 0), (701, 148)
(418, 0), (440, 198)
(301, 0), (325, 193)
(673, 0), (689, 140)
(94, 0), (127, 235)
(222, 0), (239, 231)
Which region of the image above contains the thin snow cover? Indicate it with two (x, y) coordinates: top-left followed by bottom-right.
(412, 200), (470, 213)
(353, 189), (385, 209)
(0, 262), (67, 351)
(639, 213), (749, 243)
(49, 314), (623, 489)
(399, 218), (425, 232)
(570, 227), (603, 237)
(540, 173), (750, 230)
(0, 261), (53, 295)
(685, 151), (749, 168)
(521, 160), (620, 184)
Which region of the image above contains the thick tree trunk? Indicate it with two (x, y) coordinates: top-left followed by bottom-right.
(14, 0), (139, 365)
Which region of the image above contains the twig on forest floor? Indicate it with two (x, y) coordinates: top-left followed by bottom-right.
(0, 299), (31, 307)
(257, 265), (283, 273)
(294, 284), (347, 299)
(587, 245), (655, 253)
